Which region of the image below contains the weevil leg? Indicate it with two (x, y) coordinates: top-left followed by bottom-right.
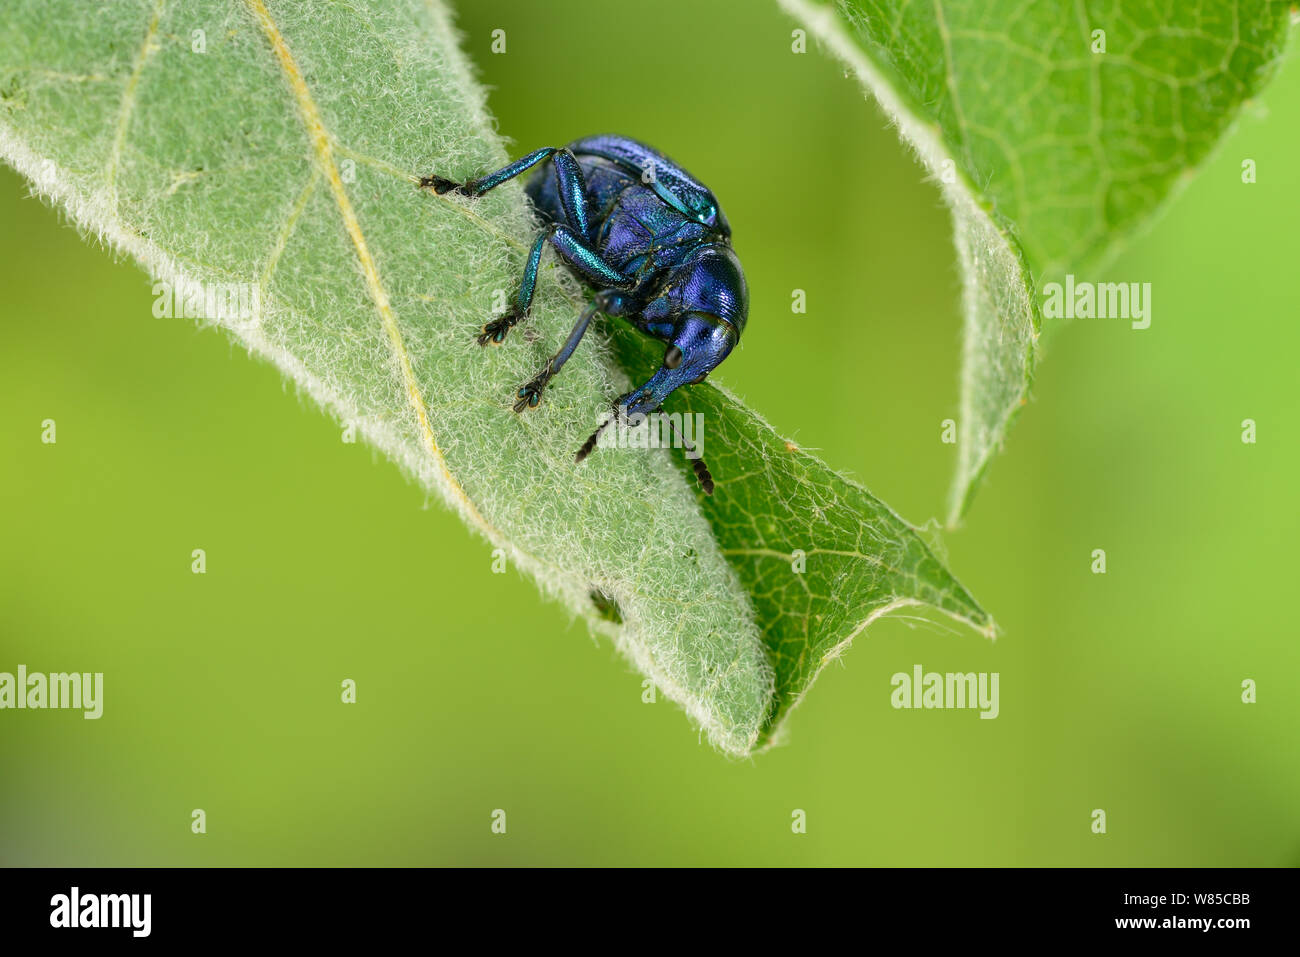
(478, 227), (548, 346)
(513, 296), (607, 412)
(480, 226), (632, 346)
(421, 146), (558, 197)
(549, 150), (595, 243)
(424, 147), (596, 244)
(545, 226), (635, 289)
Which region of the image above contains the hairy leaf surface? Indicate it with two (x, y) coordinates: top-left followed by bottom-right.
(0, 0), (992, 753)
(781, 0), (1293, 522)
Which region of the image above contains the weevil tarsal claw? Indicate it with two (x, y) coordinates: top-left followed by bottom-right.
(512, 367), (552, 413)
(477, 310), (524, 346)
(418, 175), (472, 196)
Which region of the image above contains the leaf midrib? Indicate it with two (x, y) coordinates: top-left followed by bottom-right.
(244, 0), (483, 527)
(238, 0), (757, 717)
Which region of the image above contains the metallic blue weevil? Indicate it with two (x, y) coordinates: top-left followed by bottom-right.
(421, 135), (748, 493)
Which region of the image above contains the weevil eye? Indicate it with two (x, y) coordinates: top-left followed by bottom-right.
(664, 345), (683, 370)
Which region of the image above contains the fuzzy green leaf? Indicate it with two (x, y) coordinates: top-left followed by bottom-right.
(781, 0), (1293, 523)
(0, 0), (991, 754)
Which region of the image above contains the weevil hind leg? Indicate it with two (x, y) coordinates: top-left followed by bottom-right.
(420, 146), (560, 198)
(418, 174), (468, 195)
(440, 146), (631, 348)
(423, 147), (597, 245)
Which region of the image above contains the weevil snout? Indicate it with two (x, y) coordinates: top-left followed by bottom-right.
(617, 314), (737, 418)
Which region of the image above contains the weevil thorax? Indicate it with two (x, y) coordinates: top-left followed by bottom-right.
(620, 244), (748, 418)
(679, 243), (747, 334)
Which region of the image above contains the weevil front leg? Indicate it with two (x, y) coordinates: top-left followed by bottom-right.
(513, 296), (607, 412)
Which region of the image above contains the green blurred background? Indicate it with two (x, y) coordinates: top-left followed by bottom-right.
(2, 0), (1297, 866)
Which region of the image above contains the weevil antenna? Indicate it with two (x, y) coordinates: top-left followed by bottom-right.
(576, 407), (715, 494)
(575, 413), (615, 464)
(660, 408), (714, 496)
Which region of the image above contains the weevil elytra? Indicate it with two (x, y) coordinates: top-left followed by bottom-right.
(421, 135), (748, 493)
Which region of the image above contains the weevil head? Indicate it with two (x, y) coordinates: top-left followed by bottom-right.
(619, 246), (746, 418)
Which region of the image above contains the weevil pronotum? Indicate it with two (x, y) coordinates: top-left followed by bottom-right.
(421, 135), (748, 493)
